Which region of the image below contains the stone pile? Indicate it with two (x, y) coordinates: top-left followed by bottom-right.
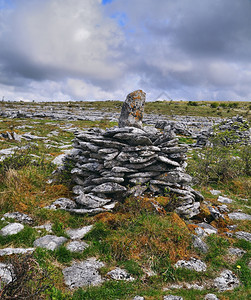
(196, 115), (250, 147)
(65, 90), (203, 218)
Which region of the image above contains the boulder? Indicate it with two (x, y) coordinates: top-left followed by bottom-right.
(214, 270), (240, 291)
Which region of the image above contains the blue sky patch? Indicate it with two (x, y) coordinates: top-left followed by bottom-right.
(111, 12), (127, 27)
(102, 0), (114, 5)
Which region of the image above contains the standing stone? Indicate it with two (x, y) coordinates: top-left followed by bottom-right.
(118, 90), (146, 128)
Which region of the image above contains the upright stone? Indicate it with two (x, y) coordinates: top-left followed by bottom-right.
(118, 90), (146, 128)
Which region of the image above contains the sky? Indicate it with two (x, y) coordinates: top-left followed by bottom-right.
(0, 0), (251, 102)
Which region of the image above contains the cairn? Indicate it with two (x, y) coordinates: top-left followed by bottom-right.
(66, 90), (203, 218)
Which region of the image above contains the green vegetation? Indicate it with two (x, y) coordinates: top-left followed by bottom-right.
(0, 108), (250, 299)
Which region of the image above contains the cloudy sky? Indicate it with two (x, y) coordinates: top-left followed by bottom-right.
(0, 0), (251, 102)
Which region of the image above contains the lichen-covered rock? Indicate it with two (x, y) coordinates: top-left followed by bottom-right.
(66, 241), (89, 253)
(2, 212), (33, 225)
(66, 225), (93, 240)
(174, 257), (207, 272)
(33, 235), (67, 251)
(118, 90), (146, 128)
(106, 267), (135, 281)
(63, 258), (104, 289)
(214, 270), (240, 291)
(0, 223), (24, 236)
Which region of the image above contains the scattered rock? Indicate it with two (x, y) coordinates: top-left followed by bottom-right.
(66, 225), (93, 240)
(192, 235), (209, 253)
(197, 223), (218, 235)
(0, 223), (24, 236)
(63, 258), (104, 289)
(66, 241), (89, 253)
(33, 235), (67, 251)
(217, 196), (233, 204)
(46, 198), (77, 210)
(214, 269), (240, 291)
(2, 212), (33, 225)
(132, 297), (145, 300)
(210, 190), (221, 196)
(174, 257), (207, 272)
(0, 263), (13, 284)
(106, 267), (135, 281)
(204, 294), (219, 300)
(163, 296), (183, 300)
(228, 248), (246, 257)
(0, 247), (35, 256)
(228, 212), (251, 220)
(235, 231), (251, 242)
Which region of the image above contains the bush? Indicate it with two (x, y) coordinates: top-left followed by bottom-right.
(187, 144), (251, 185)
(187, 101), (198, 106)
(210, 102), (219, 108)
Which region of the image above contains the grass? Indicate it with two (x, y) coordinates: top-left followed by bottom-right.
(0, 110), (250, 299)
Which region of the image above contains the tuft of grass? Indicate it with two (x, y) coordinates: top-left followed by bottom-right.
(0, 225), (37, 247)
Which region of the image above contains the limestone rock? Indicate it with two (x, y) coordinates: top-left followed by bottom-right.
(118, 90), (146, 128)
(235, 231), (251, 242)
(2, 212), (33, 225)
(192, 235), (209, 253)
(66, 241), (89, 253)
(92, 182), (127, 194)
(204, 294), (219, 300)
(0, 247), (35, 256)
(214, 270), (240, 291)
(228, 212), (251, 220)
(66, 225), (93, 240)
(46, 198), (77, 210)
(228, 247), (246, 257)
(163, 296), (183, 300)
(63, 258), (104, 289)
(106, 267), (135, 281)
(75, 193), (111, 208)
(0, 223), (24, 236)
(33, 235), (67, 251)
(174, 257), (207, 272)
(0, 263), (13, 284)
(217, 196), (233, 204)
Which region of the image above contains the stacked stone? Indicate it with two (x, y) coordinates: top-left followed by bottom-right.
(65, 90), (203, 219)
(66, 128), (203, 219)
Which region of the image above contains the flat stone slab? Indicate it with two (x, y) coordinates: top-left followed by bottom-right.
(66, 241), (89, 253)
(33, 235), (67, 251)
(2, 212), (33, 224)
(46, 198), (77, 210)
(66, 225), (93, 240)
(228, 247), (246, 257)
(106, 267), (135, 281)
(175, 258), (207, 272)
(235, 231), (251, 242)
(210, 190), (221, 196)
(214, 269), (240, 291)
(228, 212), (251, 220)
(75, 193), (110, 208)
(63, 258), (105, 289)
(0, 223), (24, 236)
(164, 296), (183, 300)
(217, 196), (233, 204)
(0, 247), (35, 256)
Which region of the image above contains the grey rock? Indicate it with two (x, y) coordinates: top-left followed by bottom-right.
(217, 196), (233, 204)
(127, 185), (147, 197)
(114, 133), (152, 146)
(163, 296), (183, 300)
(0, 223), (24, 236)
(209, 206), (224, 220)
(228, 247), (246, 256)
(157, 156), (180, 167)
(92, 182), (127, 194)
(175, 202), (200, 219)
(156, 171), (192, 184)
(214, 270), (240, 291)
(0, 247), (35, 256)
(0, 263), (13, 284)
(75, 193), (111, 208)
(217, 205), (229, 213)
(66, 225), (93, 240)
(66, 241), (89, 252)
(195, 227), (207, 238)
(235, 231), (251, 242)
(106, 267), (135, 281)
(34, 223), (53, 233)
(192, 235), (209, 253)
(118, 90), (146, 128)
(33, 235), (67, 251)
(204, 294), (219, 300)
(63, 258), (105, 289)
(197, 223), (218, 235)
(92, 177), (124, 184)
(228, 212), (251, 220)
(2, 212), (33, 225)
(133, 296), (145, 300)
(210, 190), (221, 196)
(174, 258), (207, 272)
(47, 198), (77, 210)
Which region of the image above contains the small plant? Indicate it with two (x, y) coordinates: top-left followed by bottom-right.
(0, 254), (50, 299)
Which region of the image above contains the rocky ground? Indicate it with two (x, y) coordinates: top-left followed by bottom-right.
(0, 100), (250, 299)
